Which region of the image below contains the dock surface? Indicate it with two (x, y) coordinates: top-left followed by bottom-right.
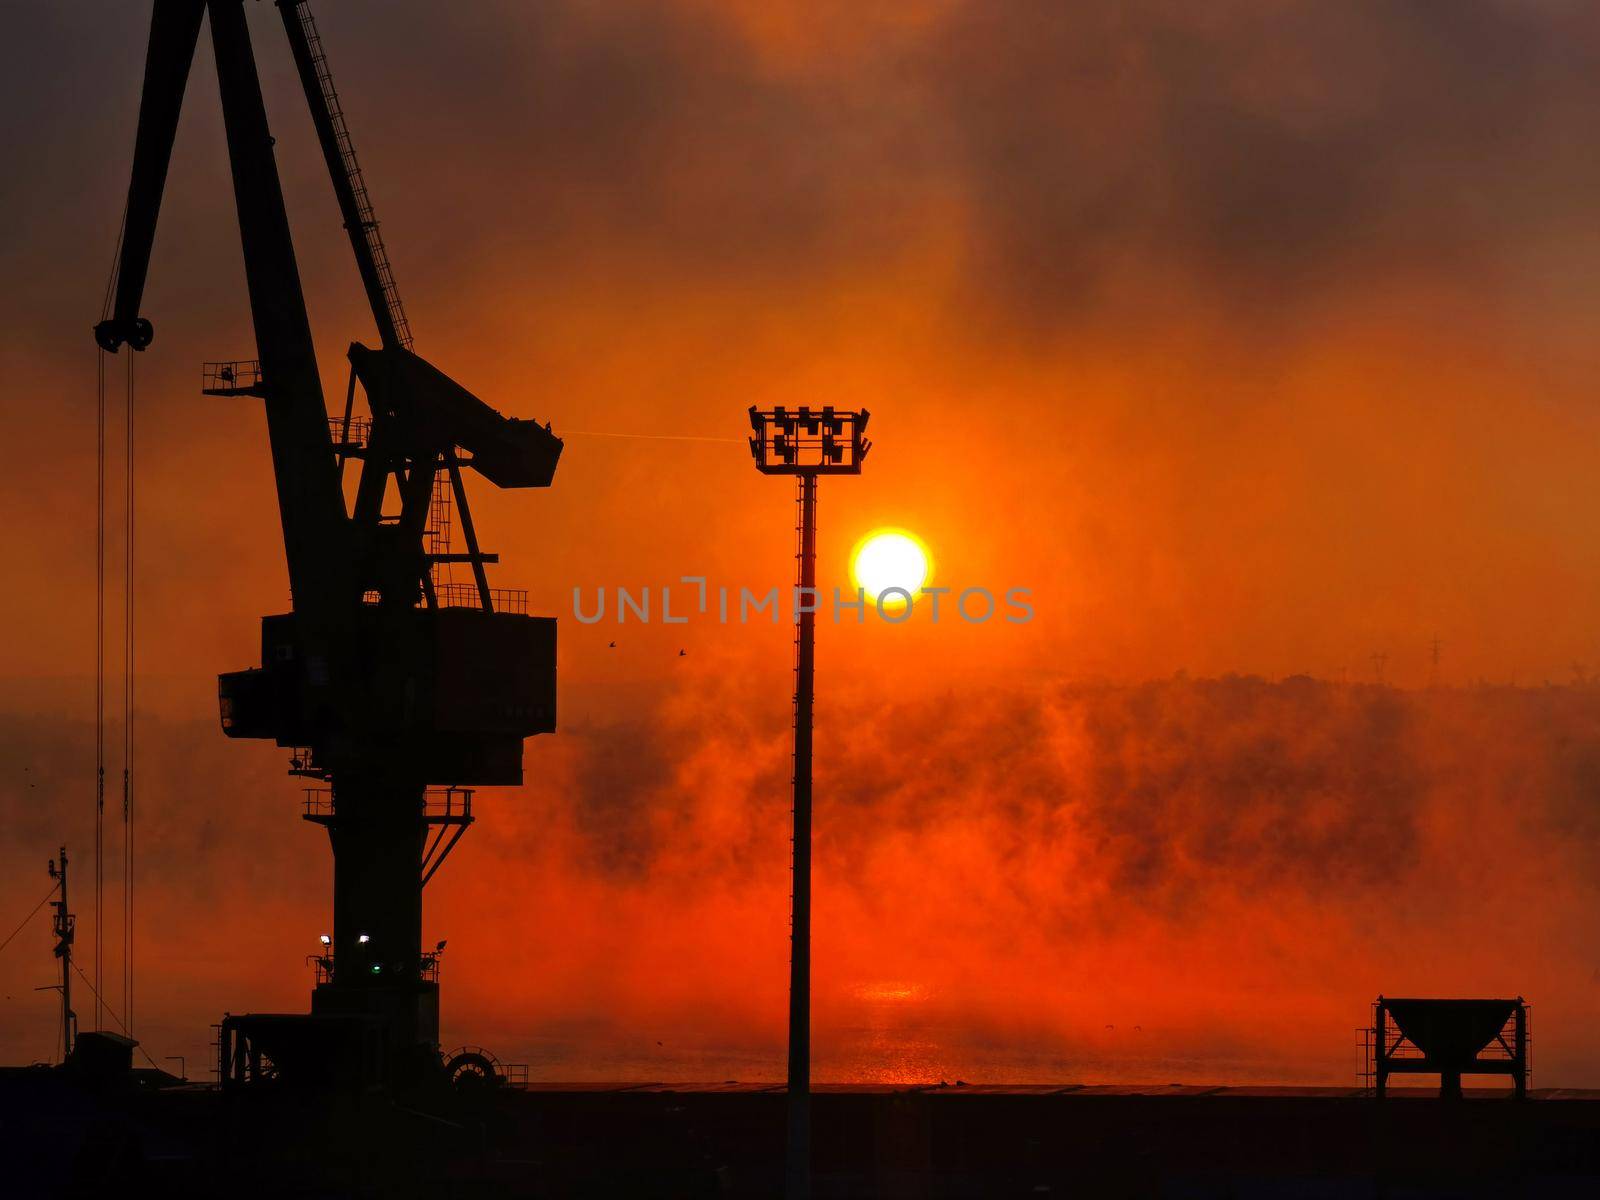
(7, 1072), (1600, 1196)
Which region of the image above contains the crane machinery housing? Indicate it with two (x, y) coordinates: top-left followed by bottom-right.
(94, 0), (561, 1089)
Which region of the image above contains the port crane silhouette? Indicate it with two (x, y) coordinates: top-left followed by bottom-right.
(94, 0), (560, 1087)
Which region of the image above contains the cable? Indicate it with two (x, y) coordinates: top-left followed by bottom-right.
(123, 348), (135, 1039)
(0, 888), (54, 956)
(95, 348), (106, 1032)
(69, 961), (161, 1070)
(95, 199), (125, 1035)
(562, 430), (742, 445)
(99, 199), (126, 323)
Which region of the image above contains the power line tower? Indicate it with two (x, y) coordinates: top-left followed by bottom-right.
(1429, 636), (1441, 689)
(748, 405), (871, 1200)
(1371, 651), (1388, 686)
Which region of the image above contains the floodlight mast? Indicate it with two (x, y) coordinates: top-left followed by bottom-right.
(747, 405), (870, 1200)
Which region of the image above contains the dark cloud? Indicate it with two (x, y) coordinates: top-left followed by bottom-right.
(909, 1), (1600, 324)
(309, 0), (1600, 327)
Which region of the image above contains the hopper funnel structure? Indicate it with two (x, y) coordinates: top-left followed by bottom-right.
(1372, 996), (1528, 1099)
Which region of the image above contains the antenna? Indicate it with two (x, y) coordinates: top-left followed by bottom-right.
(49, 847), (76, 1061)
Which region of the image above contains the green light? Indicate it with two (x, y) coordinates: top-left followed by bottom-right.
(371, 964), (382, 975)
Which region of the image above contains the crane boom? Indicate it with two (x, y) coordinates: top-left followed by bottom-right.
(96, 0), (353, 638)
(278, 0), (413, 352)
(208, 0), (354, 631)
(95, 0), (204, 354)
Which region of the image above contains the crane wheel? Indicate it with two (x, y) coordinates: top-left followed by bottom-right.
(443, 1046), (502, 1090)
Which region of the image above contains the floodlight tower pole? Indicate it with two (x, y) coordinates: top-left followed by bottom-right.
(747, 405), (870, 1200)
(788, 471), (818, 1200)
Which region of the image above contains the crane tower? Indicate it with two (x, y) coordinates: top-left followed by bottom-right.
(94, 0), (560, 1087)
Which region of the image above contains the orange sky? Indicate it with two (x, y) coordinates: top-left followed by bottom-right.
(5, 0), (1600, 1083)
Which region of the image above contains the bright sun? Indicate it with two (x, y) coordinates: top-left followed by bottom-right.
(852, 529), (930, 600)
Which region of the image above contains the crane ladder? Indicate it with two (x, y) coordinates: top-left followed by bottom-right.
(288, 1), (413, 350)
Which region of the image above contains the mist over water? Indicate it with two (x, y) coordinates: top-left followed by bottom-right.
(10, 675), (1598, 1087)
